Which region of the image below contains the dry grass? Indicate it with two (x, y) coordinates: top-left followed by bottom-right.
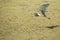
(0, 0), (60, 40)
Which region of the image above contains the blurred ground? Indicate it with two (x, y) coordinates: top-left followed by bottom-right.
(0, 0), (60, 40)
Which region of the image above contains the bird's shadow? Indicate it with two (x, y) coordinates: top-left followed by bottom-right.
(46, 25), (60, 29)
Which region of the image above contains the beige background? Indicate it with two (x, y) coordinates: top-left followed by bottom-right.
(0, 0), (60, 40)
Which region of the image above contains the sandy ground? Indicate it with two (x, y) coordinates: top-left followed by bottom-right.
(0, 0), (60, 40)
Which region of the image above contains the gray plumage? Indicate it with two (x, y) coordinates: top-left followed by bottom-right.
(40, 3), (50, 17)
